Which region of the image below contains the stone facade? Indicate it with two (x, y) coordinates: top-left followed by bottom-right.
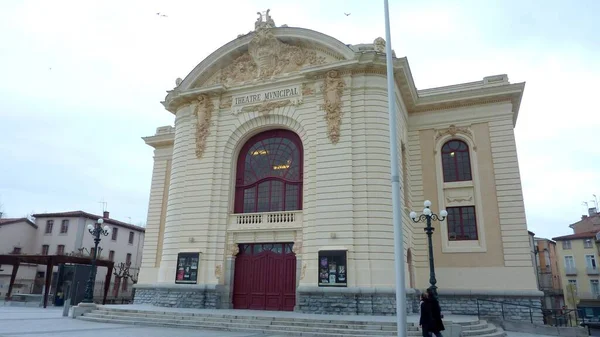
(137, 10), (540, 316)
(296, 287), (418, 316)
(133, 285), (221, 309)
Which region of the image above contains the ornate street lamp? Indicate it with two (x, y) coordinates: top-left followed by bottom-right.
(82, 218), (111, 303)
(410, 200), (448, 298)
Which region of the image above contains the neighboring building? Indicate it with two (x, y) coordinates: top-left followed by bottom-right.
(570, 208), (600, 234)
(0, 218), (38, 297)
(533, 237), (564, 309)
(135, 11), (540, 316)
(553, 231), (600, 305)
(0, 211), (145, 300)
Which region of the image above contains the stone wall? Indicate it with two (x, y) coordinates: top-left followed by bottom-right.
(295, 286), (418, 315)
(438, 291), (544, 324)
(133, 284), (222, 309)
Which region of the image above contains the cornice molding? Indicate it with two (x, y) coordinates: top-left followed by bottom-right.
(142, 133), (175, 148)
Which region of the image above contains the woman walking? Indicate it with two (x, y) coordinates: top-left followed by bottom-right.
(426, 288), (445, 337)
(419, 292), (434, 337)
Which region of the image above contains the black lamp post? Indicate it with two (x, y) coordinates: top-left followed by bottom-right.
(82, 218), (111, 303)
(410, 200), (447, 299)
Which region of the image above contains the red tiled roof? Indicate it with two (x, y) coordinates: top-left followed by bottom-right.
(31, 211), (145, 232)
(0, 217), (38, 228)
(552, 230), (598, 241)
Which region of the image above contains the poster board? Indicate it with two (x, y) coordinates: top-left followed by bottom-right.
(318, 250), (347, 287)
(175, 252), (199, 284)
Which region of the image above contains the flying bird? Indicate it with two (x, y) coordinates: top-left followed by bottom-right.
(156, 12), (168, 17)
(344, 12), (351, 16)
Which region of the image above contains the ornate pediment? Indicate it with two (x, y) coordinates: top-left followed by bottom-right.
(197, 10), (329, 88)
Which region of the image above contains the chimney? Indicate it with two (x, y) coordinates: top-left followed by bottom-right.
(103, 211), (110, 219)
(590, 208), (598, 217)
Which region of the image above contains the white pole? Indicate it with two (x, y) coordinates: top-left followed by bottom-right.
(384, 1), (408, 337)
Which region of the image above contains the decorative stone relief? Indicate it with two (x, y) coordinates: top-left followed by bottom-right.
(219, 96), (232, 109)
(321, 70), (346, 144)
(302, 83), (315, 96)
(373, 37), (386, 53)
(435, 124), (473, 142)
(193, 94), (214, 159)
(211, 11), (326, 87)
(240, 100), (291, 115)
(292, 241), (302, 254)
(300, 262), (307, 280)
(446, 196), (473, 203)
(228, 244), (240, 257)
(214, 264), (222, 282)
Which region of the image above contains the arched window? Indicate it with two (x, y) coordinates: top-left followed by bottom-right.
(441, 140), (472, 182)
(235, 129), (303, 213)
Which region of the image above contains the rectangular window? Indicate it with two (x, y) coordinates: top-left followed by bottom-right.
(126, 253), (132, 265)
(586, 255), (597, 269)
(12, 247), (21, 254)
(111, 227), (118, 241)
(122, 278), (128, 291)
(128, 231), (134, 244)
(56, 245), (65, 255)
(592, 280), (600, 297)
(446, 206), (478, 241)
(175, 252), (199, 284)
(45, 220), (54, 234)
(41, 245), (49, 255)
(318, 250), (347, 287)
(90, 247), (96, 257)
(563, 240), (572, 250)
(108, 250), (115, 261)
(585, 239), (594, 249)
(112, 277), (121, 297)
(60, 219), (69, 234)
(565, 256), (575, 268)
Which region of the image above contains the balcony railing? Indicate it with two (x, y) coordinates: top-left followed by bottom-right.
(565, 267), (578, 276)
(587, 267), (600, 275)
(228, 210), (303, 231)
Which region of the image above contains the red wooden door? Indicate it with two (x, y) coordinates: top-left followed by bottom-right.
(233, 243), (296, 311)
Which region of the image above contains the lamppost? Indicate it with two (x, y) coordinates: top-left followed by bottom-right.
(82, 218), (111, 303)
(410, 200), (448, 298)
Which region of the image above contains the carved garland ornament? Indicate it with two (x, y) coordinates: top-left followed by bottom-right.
(214, 264), (222, 282)
(322, 70), (345, 144)
(240, 100), (291, 115)
(300, 262), (307, 280)
(192, 95), (214, 158)
(446, 196), (473, 203)
(228, 243), (240, 257)
(435, 124), (473, 142)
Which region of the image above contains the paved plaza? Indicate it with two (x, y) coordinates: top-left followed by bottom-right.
(0, 306), (559, 337)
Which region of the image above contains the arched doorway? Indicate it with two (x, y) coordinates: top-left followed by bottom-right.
(232, 129), (303, 311)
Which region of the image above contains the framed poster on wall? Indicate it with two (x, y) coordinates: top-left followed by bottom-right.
(175, 252), (200, 284)
(318, 250), (347, 287)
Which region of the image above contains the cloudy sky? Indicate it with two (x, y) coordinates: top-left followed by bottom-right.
(0, 0), (598, 238)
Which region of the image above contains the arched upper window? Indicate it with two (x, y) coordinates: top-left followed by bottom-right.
(441, 140), (472, 182)
(235, 129), (303, 213)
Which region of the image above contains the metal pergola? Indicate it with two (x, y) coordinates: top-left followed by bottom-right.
(0, 254), (114, 308)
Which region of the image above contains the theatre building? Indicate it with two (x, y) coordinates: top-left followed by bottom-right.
(134, 11), (541, 315)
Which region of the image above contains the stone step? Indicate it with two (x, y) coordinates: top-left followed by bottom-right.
(78, 316), (405, 337)
(85, 312), (408, 332)
(462, 325), (501, 337)
(84, 312), (417, 336)
(462, 321), (488, 330)
(94, 308), (418, 327)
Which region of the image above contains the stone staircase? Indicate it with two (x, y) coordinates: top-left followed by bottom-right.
(77, 306), (506, 337)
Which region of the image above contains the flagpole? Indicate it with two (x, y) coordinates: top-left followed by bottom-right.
(384, 1), (408, 336)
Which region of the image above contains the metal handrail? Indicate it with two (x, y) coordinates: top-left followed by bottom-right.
(475, 298), (582, 327)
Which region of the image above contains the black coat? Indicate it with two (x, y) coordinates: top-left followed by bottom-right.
(419, 300), (433, 328)
(428, 298), (445, 332)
